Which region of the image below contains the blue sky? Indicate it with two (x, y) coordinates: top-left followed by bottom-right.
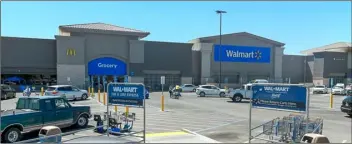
(1, 1), (351, 55)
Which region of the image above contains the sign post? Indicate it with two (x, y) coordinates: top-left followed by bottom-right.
(107, 82), (146, 143)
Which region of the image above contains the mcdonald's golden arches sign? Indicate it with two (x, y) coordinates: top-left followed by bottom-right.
(66, 48), (76, 56)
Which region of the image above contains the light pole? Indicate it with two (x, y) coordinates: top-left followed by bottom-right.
(216, 10), (226, 88)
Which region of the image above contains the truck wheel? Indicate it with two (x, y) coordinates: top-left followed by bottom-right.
(219, 92), (225, 97)
(75, 115), (89, 128)
(232, 95), (242, 102)
(81, 94), (88, 100)
(4, 127), (22, 143)
(200, 92), (205, 97)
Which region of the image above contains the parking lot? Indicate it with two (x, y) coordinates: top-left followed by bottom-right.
(1, 91), (351, 143)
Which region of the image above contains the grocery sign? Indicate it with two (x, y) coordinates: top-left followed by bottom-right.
(213, 45), (271, 63)
(251, 84), (307, 112)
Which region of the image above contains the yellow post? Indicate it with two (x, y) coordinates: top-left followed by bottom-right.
(91, 87), (95, 97)
(330, 93), (334, 108)
(161, 95), (165, 112)
(88, 87), (91, 95)
(125, 106), (129, 117)
(115, 106), (118, 112)
(103, 92), (106, 105)
(98, 89), (101, 102)
(41, 87), (44, 96)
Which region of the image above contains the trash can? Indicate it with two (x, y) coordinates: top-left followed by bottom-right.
(39, 126), (62, 143)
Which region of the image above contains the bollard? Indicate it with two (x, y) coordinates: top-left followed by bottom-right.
(98, 89), (101, 102)
(161, 95), (165, 112)
(115, 106), (118, 112)
(330, 93), (334, 108)
(125, 106), (129, 117)
(41, 87), (44, 96)
(88, 87), (91, 96)
(91, 87), (95, 97)
(103, 92), (106, 105)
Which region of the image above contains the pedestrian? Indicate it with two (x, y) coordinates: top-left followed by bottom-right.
(24, 86), (32, 96)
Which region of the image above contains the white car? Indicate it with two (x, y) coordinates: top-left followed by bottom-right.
(332, 86), (345, 95)
(228, 83), (253, 102)
(312, 85), (328, 94)
(181, 84), (198, 92)
(249, 79), (269, 83)
(45, 85), (89, 100)
(195, 85), (227, 97)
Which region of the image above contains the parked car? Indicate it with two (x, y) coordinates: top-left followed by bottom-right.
(300, 133), (330, 143)
(340, 91), (352, 117)
(181, 84), (198, 92)
(332, 86), (345, 95)
(195, 85), (226, 97)
(312, 85), (328, 94)
(228, 83), (253, 102)
(249, 79), (269, 83)
(45, 85), (88, 101)
(0, 96), (91, 143)
(1, 84), (16, 100)
(335, 83), (345, 88)
(345, 83), (352, 91)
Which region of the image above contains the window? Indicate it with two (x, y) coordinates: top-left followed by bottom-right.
(16, 98), (40, 110)
(247, 86), (252, 90)
(71, 86), (79, 91)
(46, 87), (56, 91)
(202, 86), (211, 89)
(57, 87), (65, 91)
(212, 86), (219, 89)
(316, 86), (325, 88)
(45, 100), (53, 111)
(55, 99), (69, 109)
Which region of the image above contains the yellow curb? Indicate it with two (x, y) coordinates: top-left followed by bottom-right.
(135, 131), (188, 137)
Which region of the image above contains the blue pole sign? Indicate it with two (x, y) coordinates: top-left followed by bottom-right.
(252, 84), (307, 112)
(107, 83), (145, 106)
(329, 78), (334, 88)
(124, 75), (129, 83)
(113, 76), (117, 83)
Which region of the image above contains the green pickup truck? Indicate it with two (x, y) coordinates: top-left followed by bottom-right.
(1, 96), (91, 143)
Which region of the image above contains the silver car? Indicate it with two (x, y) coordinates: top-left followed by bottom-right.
(44, 85), (88, 100)
(332, 86), (345, 95)
(181, 84), (198, 92)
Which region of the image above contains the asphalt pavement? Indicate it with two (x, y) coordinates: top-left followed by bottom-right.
(1, 92), (351, 143)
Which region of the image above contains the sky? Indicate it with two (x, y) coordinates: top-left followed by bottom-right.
(1, 1), (351, 55)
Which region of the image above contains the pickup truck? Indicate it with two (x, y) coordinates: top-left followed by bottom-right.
(228, 83), (253, 102)
(1, 96), (91, 143)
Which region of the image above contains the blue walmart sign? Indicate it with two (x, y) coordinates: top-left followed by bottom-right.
(214, 45), (271, 63)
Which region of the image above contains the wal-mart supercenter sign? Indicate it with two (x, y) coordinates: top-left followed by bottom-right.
(214, 45), (271, 63)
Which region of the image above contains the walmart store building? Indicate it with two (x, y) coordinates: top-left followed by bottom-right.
(1, 23), (351, 90)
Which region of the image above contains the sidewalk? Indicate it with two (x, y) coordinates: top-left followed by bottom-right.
(140, 129), (221, 143)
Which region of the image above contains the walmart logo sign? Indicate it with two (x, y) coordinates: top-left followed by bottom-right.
(214, 45), (270, 63)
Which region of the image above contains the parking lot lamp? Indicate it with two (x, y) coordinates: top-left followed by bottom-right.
(216, 10), (226, 88)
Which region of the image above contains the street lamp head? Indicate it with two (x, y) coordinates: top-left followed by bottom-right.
(216, 10), (227, 14)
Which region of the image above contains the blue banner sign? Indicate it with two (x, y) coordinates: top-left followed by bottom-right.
(252, 84), (307, 112)
(88, 57), (127, 76)
(108, 83), (145, 106)
(214, 45), (271, 63)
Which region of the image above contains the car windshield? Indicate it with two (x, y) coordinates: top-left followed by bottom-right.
(333, 86), (343, 89)
(16, 98), (40, 110)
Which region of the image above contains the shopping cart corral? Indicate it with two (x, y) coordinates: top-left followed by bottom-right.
(251, 113), (324, 143)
